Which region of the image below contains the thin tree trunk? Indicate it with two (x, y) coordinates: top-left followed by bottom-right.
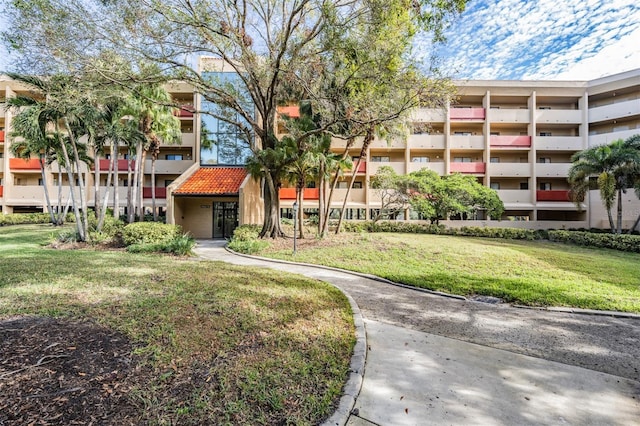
(297, 186), (305, 239)
(630, 213), (640, 234)
(151, 156), (157, 221)
(113, 142), (120, 219)
(58, 135), (85, 241)
(616, 188), (623, 235)
(335, 130), (374, 234)
(317, 160), (325, 235)
(606, 207), (615, 233)
(97, 147), (115, 231)
(38, 158), (55, 224)
(138, 150), (147, 221)
(127, 147), (136, 223)
(320, 138), (355, 236)
(93, 146), (101, 221)
(56, 170), (64, 225)
(63, 118), (89, 240)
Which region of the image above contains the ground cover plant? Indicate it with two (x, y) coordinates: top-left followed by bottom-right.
(0, 225), (354, 425)
(257, 232), (640, 313)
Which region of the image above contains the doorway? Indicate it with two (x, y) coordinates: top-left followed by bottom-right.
(213, 201), (239, 239)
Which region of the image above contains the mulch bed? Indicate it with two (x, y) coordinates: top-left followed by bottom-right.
(0, 316), (142, 425)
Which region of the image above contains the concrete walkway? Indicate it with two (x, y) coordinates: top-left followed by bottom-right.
(194, 240), (640, 426)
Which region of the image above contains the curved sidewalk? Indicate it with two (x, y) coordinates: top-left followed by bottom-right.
(194, 240), (640, 426)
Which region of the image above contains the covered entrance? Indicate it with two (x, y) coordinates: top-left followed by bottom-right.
(213, 201), (238, 239)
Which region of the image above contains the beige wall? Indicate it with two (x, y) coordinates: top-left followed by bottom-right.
(174, 197), (217, 238)
(240, 175), (263, 225)
(588, 191), (640, 230)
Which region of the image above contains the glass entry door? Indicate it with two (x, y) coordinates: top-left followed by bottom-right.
(213, 201), (239, 239)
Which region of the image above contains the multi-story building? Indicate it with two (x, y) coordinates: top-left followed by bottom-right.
(2, 66), (639, 238)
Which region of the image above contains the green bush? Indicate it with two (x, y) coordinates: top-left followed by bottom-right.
(548, 230), (640, 253)
(122, 222), (181, 246)
(228, 224), (269, 254)
(0, 212), (74, 226)
(126, 233), (196, 256)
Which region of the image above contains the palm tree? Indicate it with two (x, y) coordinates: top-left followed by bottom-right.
(124, 84), (181, 222)
(569, 138), (640, 234)
(621, 134), (640, 233)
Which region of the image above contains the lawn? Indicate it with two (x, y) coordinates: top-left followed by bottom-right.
(260, 232), (640, 313)
(0, 225), (354, 425)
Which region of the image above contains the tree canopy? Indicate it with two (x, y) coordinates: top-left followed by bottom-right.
(3, 0), (467, 237)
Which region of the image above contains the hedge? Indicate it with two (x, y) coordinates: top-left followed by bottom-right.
(122, 222), (181, 246)
(548, 230), (640, 253)
(0, 213), (75, 226)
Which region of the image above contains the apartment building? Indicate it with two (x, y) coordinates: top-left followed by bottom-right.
(278, 68), (640, 231)
(1, 67), (639, 238)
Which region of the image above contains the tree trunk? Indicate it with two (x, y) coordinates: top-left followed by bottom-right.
(97, 148), (115, 231)
(297, 185), (305, 239)
(151, 155), (157, 221)
(317, 160), (325, 235)
(616, 188), (623, 235)
(56, 170), (64, 225)
(64, 118), (89, 240)
(335, 130), (374, 234)
(138, 150), (147, 221)
(320, 138), (355, 237)
(58, 135), (85, 241)
(259, 172), (285, 238)
(38, 157), (56, 225)
(606, 207), (615, 233)
(630, 213), (640, 234)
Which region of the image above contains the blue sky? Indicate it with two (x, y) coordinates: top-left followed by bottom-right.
(1, 0), (639, 81)
(428, 0), (640, 80)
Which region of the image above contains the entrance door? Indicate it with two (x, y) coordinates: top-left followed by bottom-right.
(213, 201), (239, 239)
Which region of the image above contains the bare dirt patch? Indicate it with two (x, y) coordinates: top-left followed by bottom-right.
(0, 316), (142, 425)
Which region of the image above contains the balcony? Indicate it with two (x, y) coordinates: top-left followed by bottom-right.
(144, 159), (193, 174)
(450, 135), (484, 150)
(368, 161), (406, 176)
(489, 163), (531, 177)
(7, 185), (45, 202)
(450, 162), (485, 174)
(407, 162), (445, 175)
(536, 163), (571, 177)
(589, 129), (640, 147)
(0, 186), (3, 197)
(536, 109), (582, 124)
(496, 189), (533, 205)
(369, 138), (405, 149)
(180, 132), (196, 147)
(92, 159), (135, 172)
(279, 187), (320, 200)
(0, 130), (5, 142)
(332, 188), (366, 204)
(589, 99), (640, 123)
(276, 105), (300, 118)
(450, 108), (485, 120)
(536, 136), (583, 151)
(408, 134), (445, 150)
(489, 109), (530, 123)
(143, 187), (167, 199)
(346, 161), (367, 174)
(175, 104), (194, 118)
(10, 158), (42, 170)
(490, 135), (531, 148)
(536, 190), (570, 202)
(411, 108), (446, 123)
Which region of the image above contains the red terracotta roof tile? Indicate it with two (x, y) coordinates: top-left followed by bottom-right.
(174, 167), (248, 195)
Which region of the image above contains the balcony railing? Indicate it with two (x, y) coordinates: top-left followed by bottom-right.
(175, 104), (194, 118)
(143, 187), (167, 199)
(450, 108), (485, 120)
(450, 162), (485, 174)
(279, 187), (320, 200)
(0, 186), (3, 197)
(347, 161), (367, 174)
(0, 130), (5, 142)
(277, 105), (300, 118)
(536, 190), (570, 202)
(408, 134), (445, 149)
(490, 135), (531, 148)
(10, 158), (43, 170)
(92, 159), (135, 171)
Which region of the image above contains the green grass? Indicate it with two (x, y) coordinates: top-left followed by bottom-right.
(261, 232), (640, 313)
(0, 224), (355, 425)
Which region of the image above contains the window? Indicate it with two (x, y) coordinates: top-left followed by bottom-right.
(454, 131), (472, 136)
(0, 153), (3, 158)
(38, 179), (44, 186)
(166, 154), (183, 160)
(539, 132), (552, 136)
(412, 156), (430, 163)
(539, 182), (551, 191)
(453, 157), (472, 163)
(520, 182), (529, 190)
(352, 181), (363, 189)
(538, 157), (551, 163)
(337, 181), (348, 189)
(490, 106), (500, 109)
(538, 106), (551, 110)
(371, 156), (390, 162)
(490, 182), (500, 190)
(165, 179), (174, 187)
(490, 157), (500, 163)
(490, 132), (500, 136)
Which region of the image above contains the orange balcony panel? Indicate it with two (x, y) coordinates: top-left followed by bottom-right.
(352, 161), (366, 174)
(0, 130), (5, 142)
(91, 159), (134, 171)
(174, 104), (194, 117)
(277, 105), (300, 118)
(0, 186), (3, 197)
(490, 135), (531, 147)
(279, 187), (319, 200)
(143, 187), (167, 199)
(536, 190), (570, 202)
(450, 108), (485, 120)
(450, 162), (486, 174)
(10, 158), (43, 170)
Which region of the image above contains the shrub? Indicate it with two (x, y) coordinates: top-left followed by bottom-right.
(228, 224), (269, 254)
(0, 212), (74, 226)
(548, 230), (640, 253)
(122, 222), (181, 246)
(126, 233), (196, 255)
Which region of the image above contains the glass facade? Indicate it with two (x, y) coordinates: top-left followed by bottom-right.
(200, 72), (254, 166)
